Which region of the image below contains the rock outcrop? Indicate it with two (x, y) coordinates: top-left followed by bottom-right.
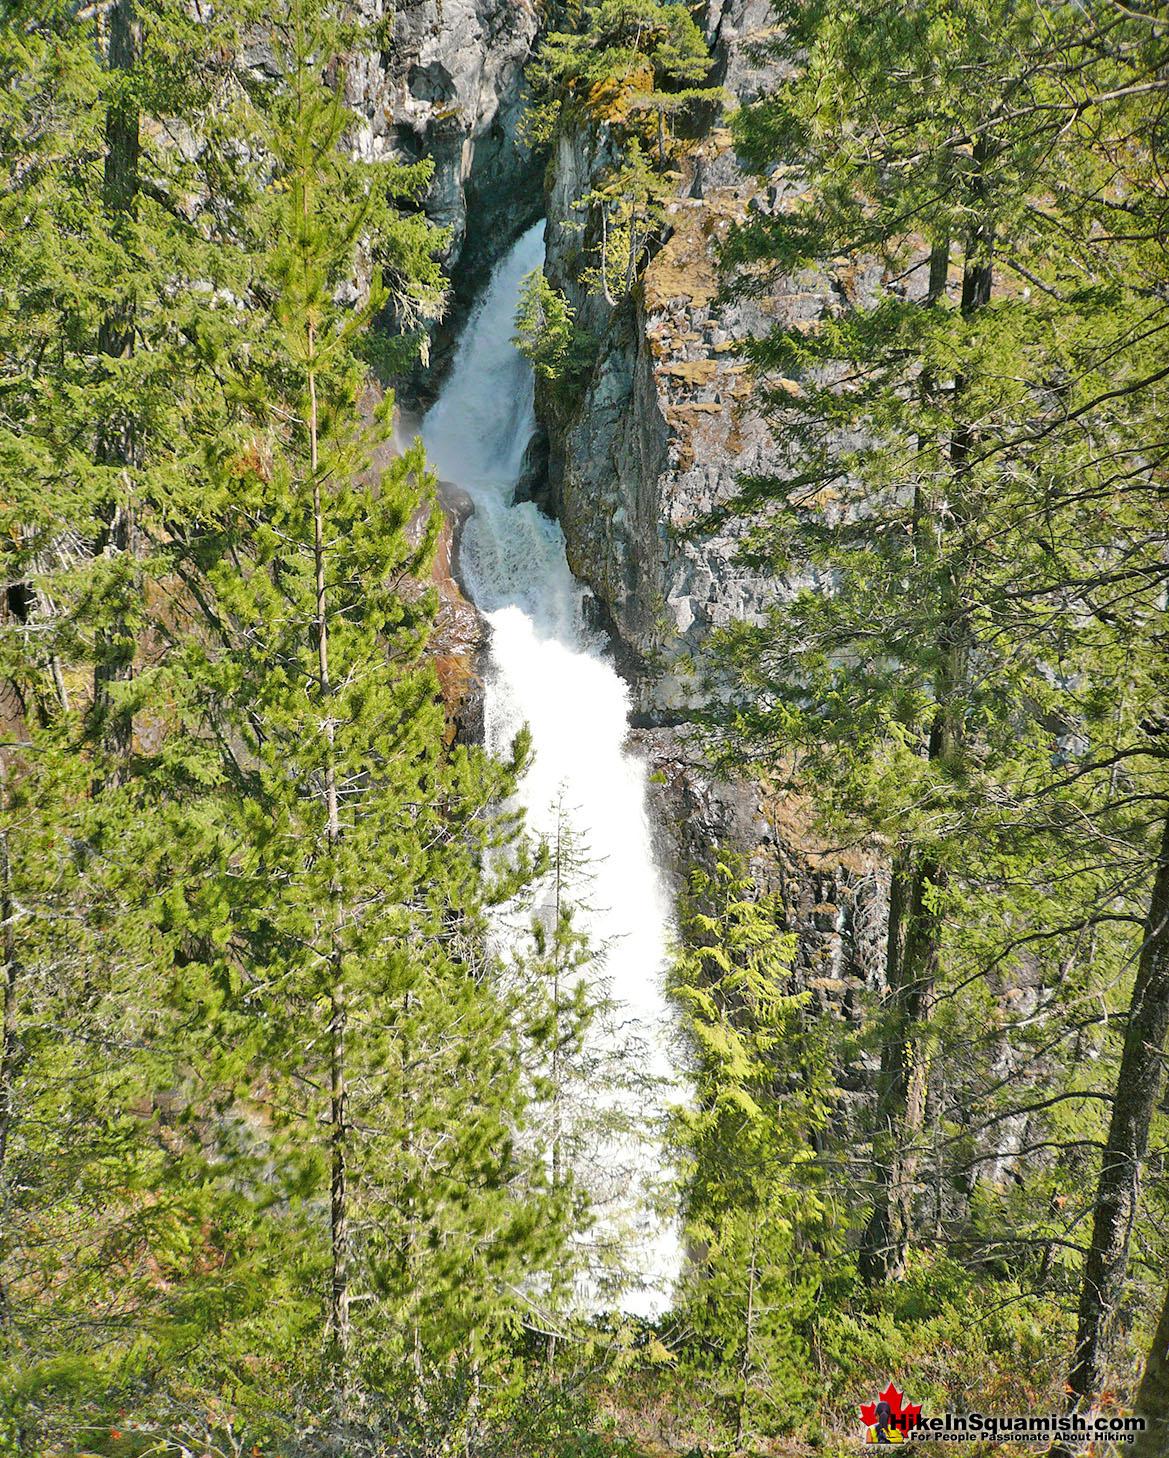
(525, 6), (1054, 1203)
(346, 0), (545, 386)
(339, 0), (542, 731)
(635, 722), (888, 1015)
(342, 0), (889, 996)
(543, 142), (892, 713)
(531, 0), (894, 990)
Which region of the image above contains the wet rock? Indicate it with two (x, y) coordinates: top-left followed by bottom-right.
(512, 424), (552, 513)
(346, 0), (545, 394)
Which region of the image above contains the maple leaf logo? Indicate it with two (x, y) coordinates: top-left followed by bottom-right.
(861, 1382), (923, 1434)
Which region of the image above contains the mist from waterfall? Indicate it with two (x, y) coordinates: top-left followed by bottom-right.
(422, 223), (683, 1316)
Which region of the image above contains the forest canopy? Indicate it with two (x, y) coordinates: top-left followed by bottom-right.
(1, 0), (1168, 1453)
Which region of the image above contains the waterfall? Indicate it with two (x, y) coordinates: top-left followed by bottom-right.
(422, 223), (683, 1317)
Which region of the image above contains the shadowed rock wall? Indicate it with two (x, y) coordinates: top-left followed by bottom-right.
(348, 0), (546, 392)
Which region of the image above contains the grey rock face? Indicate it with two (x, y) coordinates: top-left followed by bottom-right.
(534, 0), (929, 716)
(543, 146), (841, 710)
(346, 0), (544, 362)
(529, 0), (896, 1020)
(635, 723), (888, 1015)
(533, 0), (910, 713)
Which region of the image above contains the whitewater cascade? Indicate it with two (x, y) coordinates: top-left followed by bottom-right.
(422, 223), (684, 1316)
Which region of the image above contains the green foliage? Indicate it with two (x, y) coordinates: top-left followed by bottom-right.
(814, 1254), (1072, 1430)
(703, 0), (1169, 1423)
(143, 2), (577, 1432)
(529, 0), (718, 139)
(670, 861), (844, 1440)
(586, 139), (676, 303)
(0, 0), (604, 1449)
(524, 0), (723, 302)
(496, 797), (674, 1314)
(513, 268), (598, 405)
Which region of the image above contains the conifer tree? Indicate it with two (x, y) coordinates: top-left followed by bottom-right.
(671, 862), (840, 1442)
(0, 0), (587, 1446)
(526, 0), (722, 304)
(0, 3), (282, 1444)
(715, 0), (1169, 1320)
(145, 5), (580, 1439)
(513, 269), (597, 406)
(1131, 1268), (1169, 1458)
(495, 793), (669, 1321)
(532, 0), (717, 138)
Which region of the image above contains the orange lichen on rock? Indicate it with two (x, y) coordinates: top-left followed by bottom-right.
(587, 65), (653, 123)
(660, 358), (719, 387)
(644, 213), (720, 311)
(414, 500), (482, 741)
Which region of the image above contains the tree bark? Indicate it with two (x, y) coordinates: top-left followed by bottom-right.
(1131, 1269), (1169, 1458)
(1067, 808), (1169, 1410)
(315, 465), (349, 1377)
(859, 848), (943, 1282)
(100, 0), (140, 233)
(736, 1209), (760, 1449)
(93, 0), (141, 769)
(0, 756), (20, 1349)
(92, 499), (136, 769)
(308, 316), (350, 1389)
(859, 165), (991, 1286)
(600, 203), (616, 308)
(927, 238), (950, 305)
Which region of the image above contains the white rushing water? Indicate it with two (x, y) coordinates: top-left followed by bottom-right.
(422, 223), (683, 1316)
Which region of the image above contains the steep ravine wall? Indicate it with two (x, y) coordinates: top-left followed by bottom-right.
(349, 0), (545, 393)
(351, 0), (546, 747)
(379, 0), (1043, 1193)
(532, 0), (891, 1007)
(529, 10), (1047, 1198)
(356, 0), (887, 1019)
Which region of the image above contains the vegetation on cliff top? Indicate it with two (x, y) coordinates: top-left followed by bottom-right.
(704, 0), (1169, 1447)
(2, 0), (1168, 1451)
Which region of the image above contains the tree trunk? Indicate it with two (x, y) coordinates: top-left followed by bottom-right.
(0, 756), (19, 1349)
(625, 202), (638, 295)
(0, 764), (19, 1182)
(860, 593), (959, 1285)
(736, 1209), (760, 1449)
(859, 848), (943, 1282)
(92, 500), (136, 770)
(93, 0), (141, 768)
(100, 0), (140, 229)
(309, 330), (350, 1390)
(600, 204), (616, 308)
(329, 960), (348, 1380)
(1067, 808), (1169, 1410)
(859, 177), (990, 1286)
(927, 238), (950, 305)
(1131, 1269), (1169, 1458)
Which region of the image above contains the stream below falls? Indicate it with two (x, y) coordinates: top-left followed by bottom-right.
(421, 222), (685, 1317)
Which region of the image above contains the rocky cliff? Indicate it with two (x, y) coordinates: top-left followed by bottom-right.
(362, 0), (896, 1010)
(347, 0), (545, 386)
(377, 0), (1052, 1206)
(529, 0), (890, 1003)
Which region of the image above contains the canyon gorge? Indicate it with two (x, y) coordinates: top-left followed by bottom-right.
(374, 0), (889, 1019)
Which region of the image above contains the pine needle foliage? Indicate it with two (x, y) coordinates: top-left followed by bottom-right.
(704, 0), (1169, 1418)
(0, 0), (598, 1449)
(671, 861), (841, 1441)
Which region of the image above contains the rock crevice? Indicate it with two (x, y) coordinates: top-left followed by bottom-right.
(350, 0), (545, 391)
